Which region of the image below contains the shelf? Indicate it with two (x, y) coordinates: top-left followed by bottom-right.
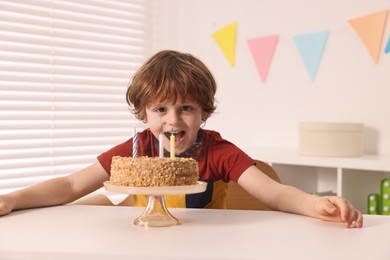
(243, 147), (390, 213)
(244, 147), (390, 172)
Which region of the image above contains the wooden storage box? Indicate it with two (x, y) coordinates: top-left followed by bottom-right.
(299, 122), (364, 157)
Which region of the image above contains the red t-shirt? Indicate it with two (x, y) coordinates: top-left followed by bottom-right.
(97, 129), (255, 208)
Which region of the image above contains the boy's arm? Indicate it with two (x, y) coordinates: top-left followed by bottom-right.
(0, 162), (109, 216)
(237, 165), (363, 228)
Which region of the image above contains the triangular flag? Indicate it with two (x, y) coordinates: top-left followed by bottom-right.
(212, 22), (237, 67)
(385, 36), (390, 54)
(293, 31), (329, 81)
(247, 35), (279, 83)
(348, 10), (388, 63)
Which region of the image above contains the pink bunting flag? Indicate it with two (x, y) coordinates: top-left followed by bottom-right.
(247, 35), (279, 83)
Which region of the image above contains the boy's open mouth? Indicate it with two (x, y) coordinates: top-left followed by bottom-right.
(164, 130), (185, 142)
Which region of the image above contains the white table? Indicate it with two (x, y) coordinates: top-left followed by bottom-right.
(0, 205), (388, 260)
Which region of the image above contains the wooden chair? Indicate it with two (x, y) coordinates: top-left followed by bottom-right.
(226, 160), (281, 211)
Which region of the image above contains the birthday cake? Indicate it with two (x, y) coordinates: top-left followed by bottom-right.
(110, 156), (199, 187)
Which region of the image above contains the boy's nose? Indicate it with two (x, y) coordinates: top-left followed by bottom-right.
(165, 110), (180, 126)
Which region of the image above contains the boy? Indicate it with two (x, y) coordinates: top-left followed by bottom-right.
(0, 50), (363, 228)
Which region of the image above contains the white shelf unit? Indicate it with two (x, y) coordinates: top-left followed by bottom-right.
(244, 147), (390, 213)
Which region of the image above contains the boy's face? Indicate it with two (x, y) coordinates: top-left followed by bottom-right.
(144, 99), (207, 155)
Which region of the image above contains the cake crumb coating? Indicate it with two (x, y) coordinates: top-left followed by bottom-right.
(110, 156), (199, 187)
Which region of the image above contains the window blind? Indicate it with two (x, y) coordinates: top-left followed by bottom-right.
(0, 0), (151, 194)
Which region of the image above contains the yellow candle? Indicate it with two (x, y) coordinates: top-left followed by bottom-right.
(170, 133), (175, 159)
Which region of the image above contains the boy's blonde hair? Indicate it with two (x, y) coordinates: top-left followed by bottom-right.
(126, 50), (217, 121)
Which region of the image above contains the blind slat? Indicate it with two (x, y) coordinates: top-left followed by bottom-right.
(0, 0), (150, 194)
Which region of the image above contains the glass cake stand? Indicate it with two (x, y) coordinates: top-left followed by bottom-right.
(103, 181), (207, 227)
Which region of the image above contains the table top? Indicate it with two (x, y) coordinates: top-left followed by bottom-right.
(0, 205), (388, 260)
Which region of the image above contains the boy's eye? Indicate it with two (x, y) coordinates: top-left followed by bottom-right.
(181, 106), (192, 111)
(155, 107), (166, 113)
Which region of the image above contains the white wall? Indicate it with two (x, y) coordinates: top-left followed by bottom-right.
(152, 0), (390, 155)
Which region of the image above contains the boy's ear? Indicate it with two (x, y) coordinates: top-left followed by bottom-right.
(201, 112), (209, 121)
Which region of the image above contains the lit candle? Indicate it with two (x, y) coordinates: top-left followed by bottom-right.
(159, 129), (164, 158)
(132, 127), (138, 158)
(170, 132), (175, 159)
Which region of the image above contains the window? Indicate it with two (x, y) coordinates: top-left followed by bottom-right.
(0, 0), (151, 194)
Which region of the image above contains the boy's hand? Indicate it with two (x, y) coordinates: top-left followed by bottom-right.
(0, 195), (13, 216)
(314, 196), (363, 228)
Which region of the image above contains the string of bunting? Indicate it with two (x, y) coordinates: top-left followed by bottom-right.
(212, 10), (389, 83)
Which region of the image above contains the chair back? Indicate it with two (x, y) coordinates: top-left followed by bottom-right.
(226, 160), (281, 210)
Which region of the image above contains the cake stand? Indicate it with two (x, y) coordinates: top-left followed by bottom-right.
(103, 181), (207, 227)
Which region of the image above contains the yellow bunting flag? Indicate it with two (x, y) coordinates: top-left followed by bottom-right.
(212, 22), (237, 67)
(348, 10), (388, 63)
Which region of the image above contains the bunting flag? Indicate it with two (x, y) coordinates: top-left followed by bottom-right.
(212, 22), (238, 67)
(348, 10), (388, 63)
(293, 31), (329, 81)
(247, 35), (279, 83)
(385, 36), (390, 54)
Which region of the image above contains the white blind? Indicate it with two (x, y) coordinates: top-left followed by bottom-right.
(0, 0), (150, 194)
